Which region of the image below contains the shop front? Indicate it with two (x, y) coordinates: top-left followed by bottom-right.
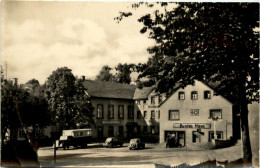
(163, 123), (214, 148)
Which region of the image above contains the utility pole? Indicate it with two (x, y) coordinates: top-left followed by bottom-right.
(5, 61), (8, 80)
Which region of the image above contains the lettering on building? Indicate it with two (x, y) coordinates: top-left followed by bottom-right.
(173, 123), (211, 129)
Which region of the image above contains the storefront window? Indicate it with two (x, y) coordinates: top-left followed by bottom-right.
(209, 131), (223, 141)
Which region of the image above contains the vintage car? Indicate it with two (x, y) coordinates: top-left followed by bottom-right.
(57, 128), (92, 150)
(103, 137), (123, 148)
(129, 138), (145, 150)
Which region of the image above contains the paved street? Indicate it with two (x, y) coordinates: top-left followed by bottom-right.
(38, 140), (242, 167)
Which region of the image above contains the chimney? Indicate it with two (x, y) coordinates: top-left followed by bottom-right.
(13, 78), (18, 86)
(81, 76), (85, 81)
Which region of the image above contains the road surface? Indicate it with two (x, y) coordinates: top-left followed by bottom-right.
(38, 141), (242, 167)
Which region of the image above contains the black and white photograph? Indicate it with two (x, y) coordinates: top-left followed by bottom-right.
(1, 1), (259, 168)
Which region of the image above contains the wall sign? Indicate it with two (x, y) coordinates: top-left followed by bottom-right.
(173, 123), (211, 129)
(190, 109), (199, 116)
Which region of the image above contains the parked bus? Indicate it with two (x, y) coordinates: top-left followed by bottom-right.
(57, 128), (92, 149)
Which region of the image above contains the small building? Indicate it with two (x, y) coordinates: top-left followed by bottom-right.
(159, 80), (233, 148)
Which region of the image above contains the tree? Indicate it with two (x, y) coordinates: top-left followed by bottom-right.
(26, 79), (40, 86)
(117, 2), (259, 163)
(115, 63), (135, 84)
(1, 82), (21, 143)
(1, 80), (51, 146)
(46, 67), (93, 130)
(96, 65), (116, 82)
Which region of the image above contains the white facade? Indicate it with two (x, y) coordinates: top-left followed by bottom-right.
(159, 80), (233, 148)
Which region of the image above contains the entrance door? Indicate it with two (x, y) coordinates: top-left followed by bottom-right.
(165, 131), (185, 147)
(97, 126), (103, 139)
(192, 131), (204, 143)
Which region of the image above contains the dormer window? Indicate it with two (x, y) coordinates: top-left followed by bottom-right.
(158, 95), (163, 103)
(204, 91), (211, 99)
(191, 91), (198, 100)
(178, 92), (185, 100)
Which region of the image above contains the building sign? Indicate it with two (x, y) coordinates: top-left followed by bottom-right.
(173, 123), (211, 129)
(190, 109), (199, 116)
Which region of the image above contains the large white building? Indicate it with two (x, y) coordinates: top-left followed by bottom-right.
(159, 80), (233, 148)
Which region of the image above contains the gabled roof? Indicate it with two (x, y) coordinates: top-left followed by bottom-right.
(133, 86), (155, 100)
(159, 80), (233, 107)
(83, 80), (136, 100)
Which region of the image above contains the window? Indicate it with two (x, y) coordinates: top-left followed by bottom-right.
(137, 111), (141, 119)
(108, 126), (114, 137)
(151, 110), (155, 119)
(190, 109), (199, 116)
(191, 91), (198, 100)
(144, 111), (147, 119)
(128, 105), (134, 119)
(143, 126), (148, 134)
(18, 128), (26, 139)
(108, 105), (114, 119)
(118, 105), (124, 119)
(151, 96), (155, 104)
(158, 95), (163, 103)
(151, 126), (155, 134)
(204, 91), (211, 99)
(210, 109), (222, 119)
(169, 110), (180, 120)
(158, 110), (160, 119)
(118, 126), (124, 137)
(143, 100), (147, 104)
(179, 92), (185, 100)
(136, 100), (140, 105)
(209, 131), (223, 141)
(97, 104), (103, 119)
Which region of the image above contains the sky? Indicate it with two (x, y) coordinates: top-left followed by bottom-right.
(1, 1), (155, 84)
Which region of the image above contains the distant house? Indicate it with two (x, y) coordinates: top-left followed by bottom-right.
(159, 80), (233, 148)
(83, 80), (137, 139)
(133, 87), (166, 137)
